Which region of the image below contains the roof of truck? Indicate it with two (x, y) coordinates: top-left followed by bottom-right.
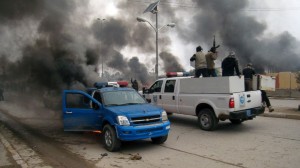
(87, 87), (135, 93)
(158, 76), (193, 80)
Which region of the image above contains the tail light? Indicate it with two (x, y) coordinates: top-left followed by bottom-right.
(229, 98), (235, 108)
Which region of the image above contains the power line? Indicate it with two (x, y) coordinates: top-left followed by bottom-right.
(127, 0), (300, 11)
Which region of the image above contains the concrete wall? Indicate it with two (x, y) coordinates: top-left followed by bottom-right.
(266, 72), (299, 90)
(267, 89), (300, 98)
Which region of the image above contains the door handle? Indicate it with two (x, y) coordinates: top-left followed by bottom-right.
(172, 96), (175, 100)
(159, 95), (161, 99)
(66, 111), (73, 114)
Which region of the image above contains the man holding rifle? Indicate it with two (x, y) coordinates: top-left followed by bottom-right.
(206, 36), (219, 77)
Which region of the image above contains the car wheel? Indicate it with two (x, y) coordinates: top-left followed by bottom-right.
(198, 108), (218, 131)
(103, 124), (121, 152)
(151, 135), (168, 144)
(229, 119), (243, 124)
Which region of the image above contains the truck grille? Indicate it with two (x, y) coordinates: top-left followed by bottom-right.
(130, 115), (161, 125)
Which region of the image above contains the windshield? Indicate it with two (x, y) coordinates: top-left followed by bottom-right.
(102, 90), (146, 106)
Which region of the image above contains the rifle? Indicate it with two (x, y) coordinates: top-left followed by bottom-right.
(211, 35), (220, 53)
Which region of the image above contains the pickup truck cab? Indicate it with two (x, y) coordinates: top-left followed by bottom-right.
(142, 75), (264, 131)
(62, 83), (170, 151)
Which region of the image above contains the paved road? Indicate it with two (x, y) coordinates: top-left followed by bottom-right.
(1, 99), (300, 168)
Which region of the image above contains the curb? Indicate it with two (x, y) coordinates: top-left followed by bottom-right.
(0, 132), (29, 168)
(260, 113), (300, 120)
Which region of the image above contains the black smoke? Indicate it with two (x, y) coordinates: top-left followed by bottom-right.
(128, 57), (152, 84)
(1, 0), (300, 106)
(176, 0), (300, 72)
(0, 0), (99, 110)
(160, 51), (185, 72)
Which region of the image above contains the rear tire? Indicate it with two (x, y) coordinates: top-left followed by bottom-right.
(151, 135), (168, 144)
(197, 108), (218, 131)
(103, 124), (121, 152)
(229, 119), (243, 124)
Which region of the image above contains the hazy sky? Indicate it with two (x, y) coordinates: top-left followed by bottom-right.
(0, 0), (299, 90)
(88, 0), (300, 72)
(248, 0), (300, 38)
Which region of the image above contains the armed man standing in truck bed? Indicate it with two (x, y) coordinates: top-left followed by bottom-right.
(190, 46), (208, 78)
(206, 36), (220, 77)
(206, 47), (218, 77)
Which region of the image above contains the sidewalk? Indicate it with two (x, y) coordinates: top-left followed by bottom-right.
(260, 98), (300, 120)
(0, 123), (29, 168)
(260, 107), (300, 120)
(0, 121), (52, 168)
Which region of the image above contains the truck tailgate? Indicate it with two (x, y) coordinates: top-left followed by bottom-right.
(233, 91), (262, 111)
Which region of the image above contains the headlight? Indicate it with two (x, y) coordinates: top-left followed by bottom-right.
(117, 116), (130, 126)
(162, 111), (168, 121)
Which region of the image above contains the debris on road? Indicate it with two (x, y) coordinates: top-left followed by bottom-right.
(129, 153), (142, 160)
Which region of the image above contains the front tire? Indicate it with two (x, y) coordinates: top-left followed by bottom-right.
(103, 124), (121, 152)
(151, 135), (168, 144)
(197, 108), (218, 131)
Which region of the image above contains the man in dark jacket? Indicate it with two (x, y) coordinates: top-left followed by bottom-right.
(221, 51), (241, 77)
(242, 63), (256, 91)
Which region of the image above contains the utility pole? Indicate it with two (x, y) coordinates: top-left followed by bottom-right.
(155, 7), (159, 79)
(136, 0), (175, 79)
(97, 18), (106, 78)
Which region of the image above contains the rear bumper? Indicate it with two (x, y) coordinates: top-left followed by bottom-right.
(115, 121), (170, 141)
(229, 106), (265, 120)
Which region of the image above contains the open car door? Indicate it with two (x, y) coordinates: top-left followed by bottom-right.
(62, 90), (102, 131)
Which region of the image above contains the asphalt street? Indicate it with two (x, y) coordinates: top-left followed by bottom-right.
(0, 98), (299, 168)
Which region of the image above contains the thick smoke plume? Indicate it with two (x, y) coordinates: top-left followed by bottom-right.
(177, 0), (300, 72)
(0, 0), (157, 104)
(160, 51), (184, 72)
(0, 0), (299, 112)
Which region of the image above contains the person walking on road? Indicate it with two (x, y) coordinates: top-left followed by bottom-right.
(205, 47), (218, 77)
(221, 51), (241, 77)
(190, 46), (208, 78)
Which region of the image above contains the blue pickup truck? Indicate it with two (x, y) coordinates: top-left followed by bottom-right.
(62, 83), (170, 151)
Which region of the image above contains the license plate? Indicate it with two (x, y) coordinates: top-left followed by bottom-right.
(246, 110), (251, 116)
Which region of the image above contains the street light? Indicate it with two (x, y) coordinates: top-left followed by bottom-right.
(97, 18), (106, 78)
(136, 16), (175, 79)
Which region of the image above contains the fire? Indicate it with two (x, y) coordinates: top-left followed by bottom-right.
(92, 130), (102, 134)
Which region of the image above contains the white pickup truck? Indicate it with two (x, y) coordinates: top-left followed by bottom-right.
(142, 75), (264, 131)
